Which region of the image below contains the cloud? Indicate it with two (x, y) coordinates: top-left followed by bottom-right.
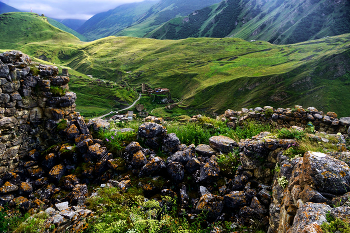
(2, 0), (147, 20)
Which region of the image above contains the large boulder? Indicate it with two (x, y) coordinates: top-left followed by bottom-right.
(302, 152), (350, 195)
(199, 158), (220, 183)
(195, 144), (216, 157)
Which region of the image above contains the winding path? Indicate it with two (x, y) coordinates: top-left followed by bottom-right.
(93, 93), (142, 120)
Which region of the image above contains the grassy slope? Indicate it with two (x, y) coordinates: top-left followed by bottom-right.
(1, 13), (350, 117)
(0, 12), (137, 118)
(77, 1), (156, 41)
(47, 18), (87, 41)
(115, 0), (222, 38)
(147, 0), (350, 45)
(62, 35), (350, 117)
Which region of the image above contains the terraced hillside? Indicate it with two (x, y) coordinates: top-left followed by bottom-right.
(148, 0), (350, 44)
(1, 12), (350, 117)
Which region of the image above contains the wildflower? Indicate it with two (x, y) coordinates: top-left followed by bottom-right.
(337, 132), (342, 136)
(111, 136), (114, 139)
(106, 138), (109, 142)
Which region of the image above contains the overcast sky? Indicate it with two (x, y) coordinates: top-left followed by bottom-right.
(2, 0), (147, 20)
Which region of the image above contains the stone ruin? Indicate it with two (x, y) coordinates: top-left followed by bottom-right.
(0, 51), (350, 232)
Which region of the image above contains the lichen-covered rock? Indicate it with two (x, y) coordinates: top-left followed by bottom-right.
(68, 184), (88, 206)
(0, 51), (31, 65)
(125, 141), (142, 155)
(224, 191), (248, 209)
(131, 150), (147, 168)
(0, 181), (18, 194)
(42, 153), (57, 171)
(18, 182), (33, 196)
(302, 151), (350, 195)
(330, 206), (350, 223)
(50, 76), (69, 86)
(196, 194), (224, 220)
(167, 162), (185, 183)
(11, 196), (31, 211)
(49, 164), (65, 183)
(185, 158), (201, 174)
(27, 166), (44, 179)
(88, 118), (110, 132)
(162, 133), (180, 153)
(209, 136), (238, 153)
(199, 159), (220, 183)
(62, 174), (80, 190)
(65, 124), (80, 140)
(167, 145), (195, 165)
(139, 157), (166, 177)
(87, 143), (107, 161)
(138, 122), (167, 139)
(287, 203), (331, 233)
(195, 144), (216, 157)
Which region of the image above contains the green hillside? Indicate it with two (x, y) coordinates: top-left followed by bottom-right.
(0, 12), (80, 49)
(52, 18), (86, 31)
(0, 2), (20, 14)
(47, 18), (87, 41)
(1, 12), (350, 117)
(147, 0), (350, 44)
(115, 0), (222, 38)
(77, 1), (157, 41)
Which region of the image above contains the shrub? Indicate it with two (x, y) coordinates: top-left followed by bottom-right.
(217, 150), (240, 178)
(321, 216), (350, 233)
(50, 86), (66, 97)
(277, 128), (305, 140)
(99, 129), (137, 155)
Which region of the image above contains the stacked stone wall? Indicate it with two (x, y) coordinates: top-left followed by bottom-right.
(0, 51), (76, 174)
(222, 105), (350, 134)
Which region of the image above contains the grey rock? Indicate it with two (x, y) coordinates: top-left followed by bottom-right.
(314, 114), (323, 120)
(167, 145), (195, 165)
(167, 162), (184, 183)
(199, 186), (211, 196)
(209, 135), (238, 153)
(199, 159), (220, 183)
(195, 144), (216, 157)
(138, 122), (167, 139)
(196, 194), (224, 220)
(162, 133), (180, 153)
(0, 93), (10, 103)
(340, 117), (350, 126)
(52, 214), (65, 225)
(289, 203), (331, 232)
(139, 157), (166, 177)
(224, 191), (248, 208)
(45, 207), (56, 216)
(55, 202), (69, 211)
(303, 152), (350, 195)
(185, 158), (201, 174)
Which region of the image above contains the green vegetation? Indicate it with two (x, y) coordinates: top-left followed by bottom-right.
(277, 128), (306, 140)
(115, 0), (222, 38)
(0, 206), (47, 233)
(217, 150), (240, 178)
(321, 212), (350, 233)
(85, 187), (213, 233)
(47, 17), (87, 41)
(98, 128), (137, 155)
(148, 0), (350, 45)
(77, 1), (156, 41)
(166, 119), (271, 145)
(2, 12), (350, 117)
(50, 86), (66, 97)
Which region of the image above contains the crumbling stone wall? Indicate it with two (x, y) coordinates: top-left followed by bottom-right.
(0, 51), (76, 174)
(222, 105), (350, 134)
